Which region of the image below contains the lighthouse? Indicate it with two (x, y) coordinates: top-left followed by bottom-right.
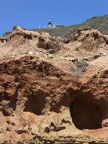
(47, 20), (53, 28)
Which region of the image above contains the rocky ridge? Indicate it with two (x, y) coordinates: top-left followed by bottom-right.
(0, 26), (108, 143)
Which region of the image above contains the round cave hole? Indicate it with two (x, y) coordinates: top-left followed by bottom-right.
(70, 97), (102, 130)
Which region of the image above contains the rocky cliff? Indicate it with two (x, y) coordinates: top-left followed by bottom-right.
(0, 26), (108, 143)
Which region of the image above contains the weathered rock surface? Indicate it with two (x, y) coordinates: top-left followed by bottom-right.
(80, 56), (108, 127)
(0, 26), (108, 142)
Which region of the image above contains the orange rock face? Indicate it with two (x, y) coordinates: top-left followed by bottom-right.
(0, 26), (108, 142)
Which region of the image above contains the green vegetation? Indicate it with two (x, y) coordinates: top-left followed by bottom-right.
(31, 15), (108, 37)
(81, 15), (108, 34)
(30, 24), (81, 38)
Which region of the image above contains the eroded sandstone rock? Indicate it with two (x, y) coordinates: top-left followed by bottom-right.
(0, 26), (108, 142)
(0, 55), (81, 141)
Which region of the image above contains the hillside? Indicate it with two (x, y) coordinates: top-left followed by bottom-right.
(82, 15), (108, 34)
(2, 15), (108, 39)
(31, 15), (108, 38)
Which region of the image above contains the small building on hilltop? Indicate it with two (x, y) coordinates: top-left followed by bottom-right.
(55, 24), (65, 27)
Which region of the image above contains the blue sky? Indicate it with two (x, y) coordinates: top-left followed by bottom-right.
(0, 0), (108, 35)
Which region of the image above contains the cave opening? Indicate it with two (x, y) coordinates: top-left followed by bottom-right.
(70, 97), (102, 130)
(24, 94), (45, 115)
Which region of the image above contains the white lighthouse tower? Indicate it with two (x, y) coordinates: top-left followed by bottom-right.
(47, 20), (53, 28)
